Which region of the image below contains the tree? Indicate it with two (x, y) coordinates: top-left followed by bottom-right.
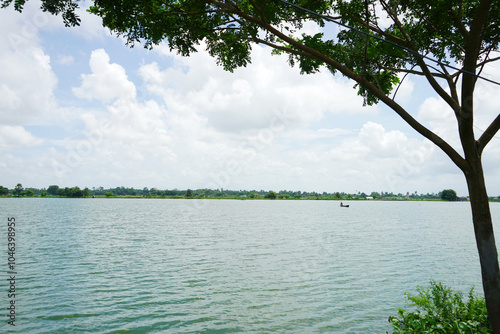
(47, 185), (59, 196)
(83, 187), (91, 197)
(4, 0), (500, 329)
(441, 189), (459, 202)
(185, 189), (194, 198)
(266, 191), (277, 199)
(13, 183), (23, 197)
(0, 186), (8, 196)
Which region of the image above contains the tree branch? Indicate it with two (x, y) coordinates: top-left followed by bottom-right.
(252, 37), (313, 59)
(347, 12), (409, 47)
(440, 63), (460, 104)
(460, 0), (494, 159)
(448, 6), (469, 39)
(207, 0), (468, 170)
(477, 114), (500, 155)
(380, 0), (462, 117)
(476, 55), (500, 69)
(378, 65), (447, 78)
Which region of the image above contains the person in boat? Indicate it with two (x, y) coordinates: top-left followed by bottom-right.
(340, 202), (343, 206)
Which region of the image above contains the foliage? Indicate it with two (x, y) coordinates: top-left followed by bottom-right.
(389, 281), (491, 333)
(185, 189), (194, 198)
(58, 186), (91, 198)
(1, 184), (470, 200)
(47, 185), (60, 196)
(105, 192), (113, 198)
(0, 185), (9, 196)
(1, 0), (80, 26)
(266, 191), (277, 199)
(441, 189), (458, 201)
(13, 183), (23, 197)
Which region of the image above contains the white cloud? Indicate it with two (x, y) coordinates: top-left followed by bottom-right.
(474, 61), (500, 134)
(0, 2), (63, 126)
(393, 75), (415, 102)
(357, 122), (408, 157)
(0, 41), (58, 125)
(73, 49), (136, 103)
(417, 96), (461, 151)
(145, 43), (378, 134)
(0, 125), (43, 151)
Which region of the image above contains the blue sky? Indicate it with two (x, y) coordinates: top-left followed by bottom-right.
(1, 0), (500, 196)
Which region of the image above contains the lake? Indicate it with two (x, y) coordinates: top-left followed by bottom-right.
(1, 199), (499, 333)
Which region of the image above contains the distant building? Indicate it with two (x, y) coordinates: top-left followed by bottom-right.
(366, 196), (374, 200)
(459, 197), (468, 201)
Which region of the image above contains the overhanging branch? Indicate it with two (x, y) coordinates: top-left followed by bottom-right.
(477, 114), (500, 154)
(252, 37), (313, 59)
(205, 0), (468, 170)
(379, 0), (462, 117)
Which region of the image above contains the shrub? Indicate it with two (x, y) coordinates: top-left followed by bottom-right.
(389, 281), (491, 333)
(441, 189), (458, 201)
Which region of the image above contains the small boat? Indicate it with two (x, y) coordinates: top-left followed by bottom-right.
(340, 202), (349, 208)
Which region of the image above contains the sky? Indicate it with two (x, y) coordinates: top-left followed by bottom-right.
(1, 1), (500, 196)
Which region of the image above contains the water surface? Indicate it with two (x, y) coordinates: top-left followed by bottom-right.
(1, 199), (498, 333)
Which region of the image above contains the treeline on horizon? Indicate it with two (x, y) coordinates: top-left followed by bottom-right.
(2, 183), (500, 201)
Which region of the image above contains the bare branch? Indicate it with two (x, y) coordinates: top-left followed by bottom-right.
(378, 65), (446, 78)
(440, 63), (460, 104)
(476, 55), (500, 68)
(346, 13), (409, 47)
(252, 37), (312, 58)
(477, 114), (500, 154)
(391, 70), (411, 101)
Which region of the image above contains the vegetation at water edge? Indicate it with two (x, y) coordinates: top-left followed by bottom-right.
(389, 281), (491, 333)
(2, 184), (500, 201)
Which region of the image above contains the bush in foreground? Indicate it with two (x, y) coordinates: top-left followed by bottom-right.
(389, 281), (491, 333)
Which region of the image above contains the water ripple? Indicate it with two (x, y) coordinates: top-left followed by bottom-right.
(0, 199), (498, 333)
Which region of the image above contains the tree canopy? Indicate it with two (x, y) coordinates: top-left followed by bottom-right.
(441, 189), (458, 201)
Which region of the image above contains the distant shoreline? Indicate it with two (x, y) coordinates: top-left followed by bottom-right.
(3, 184), (499, 201)
(2, 195), (499, 202)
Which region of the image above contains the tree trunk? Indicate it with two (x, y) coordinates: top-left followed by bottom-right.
(465, 160), (500, 333)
